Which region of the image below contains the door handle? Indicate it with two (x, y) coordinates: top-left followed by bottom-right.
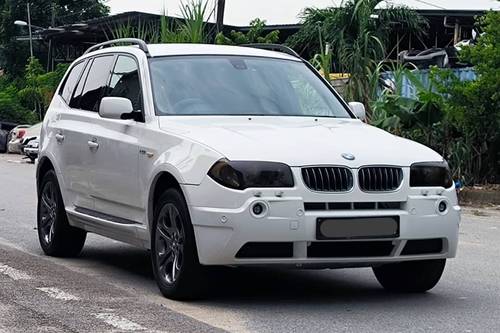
(55, 133), (64, 143)
(87, 140), (99, 150)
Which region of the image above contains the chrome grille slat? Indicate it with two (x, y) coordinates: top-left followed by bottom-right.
(358, 166), (403, 192)
(325, 168), (334, 191)
(310, 169), (317, 190)
(323, 168), (331, 191)
(331, 168), (337, 190)
(388, 168), (394, 189)
(302, 167), (353, 192)
(320, 168), (326, 191)
(336, 168), (343, 190)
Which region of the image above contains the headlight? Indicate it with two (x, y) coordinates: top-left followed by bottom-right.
(410, 161), (453, 188)
(208, 159), (294, 190)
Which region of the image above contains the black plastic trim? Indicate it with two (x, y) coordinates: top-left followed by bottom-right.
(74, 206), (141, 225)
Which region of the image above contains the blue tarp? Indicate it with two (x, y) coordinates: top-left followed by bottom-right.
(380, 67), (476, 99)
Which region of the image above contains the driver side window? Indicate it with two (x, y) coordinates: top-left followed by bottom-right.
(105, 55), (143, 112)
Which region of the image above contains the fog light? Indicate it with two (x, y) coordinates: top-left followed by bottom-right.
(250, 202), (268, 218)
(252, 203), (264, 215)
(438, 200), (447, 213)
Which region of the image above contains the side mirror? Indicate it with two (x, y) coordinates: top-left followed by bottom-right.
(348, 102), (366, 121)
(99, 97), (133, 120)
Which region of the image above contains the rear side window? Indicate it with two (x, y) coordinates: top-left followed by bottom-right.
(60, 61), (85, 104)
(76, 55), (114, 112)
(69, 60), (91, 109)
(105, 56), (142, 111)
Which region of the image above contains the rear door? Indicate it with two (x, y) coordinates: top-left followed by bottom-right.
(55, 55), (117, 210)
(49, 59), (96, 210)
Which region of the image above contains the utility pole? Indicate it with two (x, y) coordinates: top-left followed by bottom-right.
(47, 1), (55, 71)
(26, 2), (33, 58)
(216, 0), (225, 33)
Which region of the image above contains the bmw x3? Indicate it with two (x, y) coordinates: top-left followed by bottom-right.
(36, 39), (460, 299)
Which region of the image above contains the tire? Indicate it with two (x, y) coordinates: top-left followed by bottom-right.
(37, 170), (86, 257)
(151, 188), (204, 300)
(373, 259), (446, 293)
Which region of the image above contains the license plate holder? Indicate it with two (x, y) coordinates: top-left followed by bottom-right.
(316, 216), (399, 240)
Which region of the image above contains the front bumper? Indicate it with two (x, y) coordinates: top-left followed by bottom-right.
(24, 147), (38, 159)
(7, 140), (23, 154)
(183, 168), (460, 266)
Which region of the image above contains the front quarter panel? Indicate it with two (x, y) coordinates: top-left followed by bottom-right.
(141, 127), (223, 187)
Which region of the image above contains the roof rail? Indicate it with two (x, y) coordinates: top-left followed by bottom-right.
(242, 43), (301, 59)
(84, 38), (150, 57)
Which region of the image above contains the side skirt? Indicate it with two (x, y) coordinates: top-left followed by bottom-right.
(66, 206), (150, 249)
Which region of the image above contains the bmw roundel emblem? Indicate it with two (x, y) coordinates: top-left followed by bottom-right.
(342, 153), (355, 161)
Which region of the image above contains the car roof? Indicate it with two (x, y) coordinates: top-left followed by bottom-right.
(84, 43), (301, 62)
(147, 44), (299, 61)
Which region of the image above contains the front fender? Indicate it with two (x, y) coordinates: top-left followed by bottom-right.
(141, 137), (223, 234)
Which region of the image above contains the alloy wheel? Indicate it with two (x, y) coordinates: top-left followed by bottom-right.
(39, 180), (57, 245)
(155, 203), (185, 285)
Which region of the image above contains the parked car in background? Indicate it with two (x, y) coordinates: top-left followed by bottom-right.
(7, 125), (30, 153)
(24, 138), (39, 163)
(0, 122), (18, 153)
(21, 122), (42, 147)
(21, 123), (42, 162)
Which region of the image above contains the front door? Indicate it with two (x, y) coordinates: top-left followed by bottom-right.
(86, 55), (145, 223)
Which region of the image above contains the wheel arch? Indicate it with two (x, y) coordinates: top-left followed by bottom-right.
(36, 156), (56, 194)
(147, 171), (187, 233)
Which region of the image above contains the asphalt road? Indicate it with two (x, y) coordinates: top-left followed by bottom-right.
(0, 153), (499, 333)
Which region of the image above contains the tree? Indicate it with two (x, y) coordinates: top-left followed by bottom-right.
(215, 18), (279, 45)
(0, 84), (36, 123)
(17, 56), (44, 120)
(0, 0), (109, 77)
(16, 57), (67, 120)
(370, 11), (500, 183)
(444, 11), (500, 183)
(287, 0), (427, 111)
(108, 1), (213, 44)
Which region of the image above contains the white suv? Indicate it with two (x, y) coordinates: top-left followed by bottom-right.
(37, 39), (460, 299)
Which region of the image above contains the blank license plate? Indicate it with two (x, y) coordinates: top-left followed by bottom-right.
(316, 217), (399, 240)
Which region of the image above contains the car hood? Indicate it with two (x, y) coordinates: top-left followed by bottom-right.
(158, 116), (442, 167)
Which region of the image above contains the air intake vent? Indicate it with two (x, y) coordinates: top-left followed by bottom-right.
(303, 202), (404, 211)
(358, 167), (403, 192)
(236, 242), (293, 258)
(307, 241), (394, 258)
(302, 167), (353, 192)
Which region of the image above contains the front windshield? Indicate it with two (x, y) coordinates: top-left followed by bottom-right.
(149, 56), (352, 118)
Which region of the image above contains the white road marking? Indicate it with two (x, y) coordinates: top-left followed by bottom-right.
(93, 313), (145, 331)
(36, 287), (80, 301)
(159, 300), (251, 333)
(0, 263), (31, 280)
